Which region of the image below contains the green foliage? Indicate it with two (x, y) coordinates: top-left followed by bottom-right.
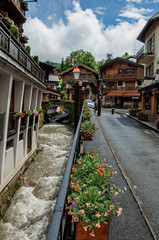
(44, 61), (61, 69)
(62, 49), (97, 71)
(64, 102), (74, 126)
(138, 110), (148, 116)
(59, 78), (66, 99)
(80, 120), (98, 135)
(96, 53), (113, 72)
(33, 55), (39, 65)
(25, 45), (31, 55)
(66, 153), (122, 233)
(10, 25), (19, 39)
(121, 52), (130, 59)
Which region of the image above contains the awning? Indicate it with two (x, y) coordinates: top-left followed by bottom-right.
(123, 92), (140, 97)
(106, 92), (125, 97)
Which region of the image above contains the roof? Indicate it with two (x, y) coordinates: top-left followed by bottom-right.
(100, 57), (144, 71)
(39, 62), (56, 73)
(137, 12), (159, 43)
(138, 81), (159, 92)
(48, 75), (60, 82)
(60, 63), (98, 78)
(106, 92), (125, 97)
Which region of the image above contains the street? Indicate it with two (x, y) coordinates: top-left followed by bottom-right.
(84, 108), (159, 239)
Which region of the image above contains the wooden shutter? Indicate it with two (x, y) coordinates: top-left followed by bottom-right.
(150, 62), (154, 76)
(151, 33), (155, 52)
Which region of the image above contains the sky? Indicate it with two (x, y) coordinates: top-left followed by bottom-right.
(24, 0), (159, 63)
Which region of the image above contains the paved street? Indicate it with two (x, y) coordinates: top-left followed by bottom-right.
(84, 108), (159, 240)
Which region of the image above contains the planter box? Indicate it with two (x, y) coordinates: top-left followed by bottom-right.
(84, 132), (93, 141)
(137, 114), (148, 121)
(156, 122), (159, 129)
(129, 111), (136, 116)
(76, 222), (109, 240)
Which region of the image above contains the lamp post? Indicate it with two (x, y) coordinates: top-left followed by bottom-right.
(98, 75), (101, 116)
(73, 66), (81, 132)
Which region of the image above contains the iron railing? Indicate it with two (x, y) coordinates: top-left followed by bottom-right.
(46, 106), (84, 240)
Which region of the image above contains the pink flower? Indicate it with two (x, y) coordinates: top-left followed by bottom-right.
(86, 203), (90, 208)
(96, 223), (101, 228)
(95, 213), (101, 217)
(109, 205), (114, 210)
(114, 192), (119, 196)
(82, 184), (86, 188)
(72, 201), (76, 206)
(90, 232), (95, 237)
(117, 208), (122, 216)
(80, 209), (85, 214)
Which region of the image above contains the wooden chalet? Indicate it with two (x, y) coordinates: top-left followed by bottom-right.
(60, 63), (99, 101)
(39, 62), (61, 101)
(0, 1), (46, 193)
(100, 58), (144, 108)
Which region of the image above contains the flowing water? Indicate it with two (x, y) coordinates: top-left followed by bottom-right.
(0, 124), (73, 240)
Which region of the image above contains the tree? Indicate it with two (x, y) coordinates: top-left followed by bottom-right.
(62, 49), (97, 71)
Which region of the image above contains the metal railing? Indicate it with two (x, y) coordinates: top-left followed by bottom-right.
(46, 106), (84, 240)
(0, 19), (45, 83)
(137, 45), (155, 60)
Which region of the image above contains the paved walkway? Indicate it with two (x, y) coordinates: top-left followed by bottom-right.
(83, 110), (156, 240)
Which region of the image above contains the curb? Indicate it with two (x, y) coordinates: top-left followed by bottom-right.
(125, 113), (159, 133)
(95, 114), (157, 240)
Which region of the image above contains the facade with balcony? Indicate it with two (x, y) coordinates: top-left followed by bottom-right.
(39, 62), (61, 101)
(137, 12), (159, 85)
(136, 12), (159, 117)
(0, 1), (46, 193)
(60, 63), (99, 102)
(100, 58), (144, 108)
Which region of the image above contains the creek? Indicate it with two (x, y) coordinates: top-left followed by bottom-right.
(0, 124), (73, 240)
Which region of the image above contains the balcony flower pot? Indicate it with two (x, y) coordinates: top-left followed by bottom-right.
(80, 120), (98, 140)
(21, 35), (29, 44)
(137, 111), (148, 121)
(66, 153), (123, 239)
(76, 221), (109, 240)
(156, 119), (159, 129)
(13, 112), (25, 119)
(84, 132), (93, 141)
(21, 1), (29, 11)
(3, 17), (14, 29)
(128, 108), (137, 117)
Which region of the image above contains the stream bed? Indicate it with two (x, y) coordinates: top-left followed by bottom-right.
(0, 124), (73, 240)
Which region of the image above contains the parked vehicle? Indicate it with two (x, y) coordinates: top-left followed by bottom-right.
(85, 100), (94, 108)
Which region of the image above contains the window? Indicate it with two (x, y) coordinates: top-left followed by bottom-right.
(146, 33), (155, 53)
(118, 81), (123, 86)
(137, 80), (141, 86)
(118, 69), (123, 74)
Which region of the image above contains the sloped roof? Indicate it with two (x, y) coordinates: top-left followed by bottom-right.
(137, 12), (159, 43)
(100, 57), (144, 71)
(60, 63), (98, 77)
(48, 75), (60, 82)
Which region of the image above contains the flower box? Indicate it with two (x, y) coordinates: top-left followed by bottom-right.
(76, 221), (109, 240)
(84, 132), (93, 141)
(137, 111), (148, 121)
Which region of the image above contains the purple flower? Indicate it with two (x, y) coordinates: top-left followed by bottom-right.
(72, 201), (76, 206)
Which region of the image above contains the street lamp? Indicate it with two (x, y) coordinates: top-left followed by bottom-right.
(73, 66), (81, 132)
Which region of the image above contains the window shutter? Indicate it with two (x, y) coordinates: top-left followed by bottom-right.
(151, 33), (155, 52)
(146, 67), (148, 77)
(150, 62), (154, 76)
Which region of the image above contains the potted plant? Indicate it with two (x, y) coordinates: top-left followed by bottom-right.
(128, 108), (137, 116)
(37, 108), (44, 113)
(13, 112), (25, 120)
(156, 119), (159, 129)
(137, 110), (148, 121)
(25, 110), (33, 117)
(82, 109), (92, 121)
(21, 35), (29, 44)
(21, 1), (29, 11)
(3, 17), (14, 28)
(66, 153), (122, 239)
(33, 110), (39, 116)
(10, 25), (19, 40)
(80, 120), (98, 141)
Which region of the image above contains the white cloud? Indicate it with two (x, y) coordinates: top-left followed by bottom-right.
(94, 7), (107, 15)
(126, 0), (142, 3)
(24, 0), (146, 62)
(119, 4), (153, 19)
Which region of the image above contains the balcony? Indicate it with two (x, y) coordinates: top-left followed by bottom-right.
(102, 73), (137, 81)
(137, 45), (155, 64)
(0, 19), (45, 83)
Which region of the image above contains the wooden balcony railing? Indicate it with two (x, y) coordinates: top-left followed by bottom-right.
(0, 19), (45, 83)
(103, 73), (137, 80)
